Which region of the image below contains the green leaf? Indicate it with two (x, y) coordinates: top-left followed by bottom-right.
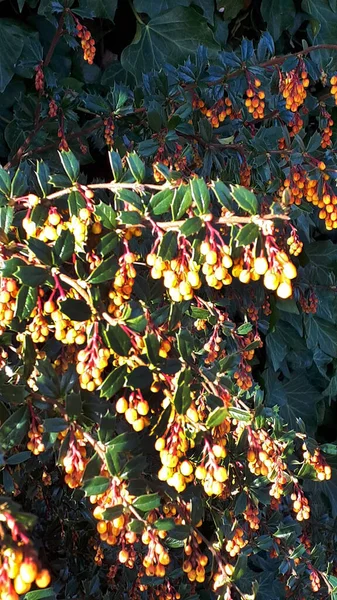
(153, 518), (176, 531)
(87, 255), (118, 284)
(127, 152), (145, 183)
(174, 369), (192, 414)
(14, 266), (47, 287)
(149, 189), (174, 215)
(190, 177), (210, 214)
(180, 216), (202, 237)
(232, 554), (247, 582)
(95, 201), (117, 229)
(118, 189), (143, 211)
(121, 7), (219, 81)
(235, 223), (259, 246)
(133, 493), (161, 512)
(134, 0), (189, 17)
(103, 505), (124, 521)
(102, 324), (132, 356)
(109, 150), (123, 181)
(35, 160), (51, 197)
(0, 21), (25, 92)
(171, 186), (193, 220)
(227, 406), (252, 422)
(127, 366), (153, 389)
(177, 329), (194, 362)
(15, 286), (37, 320)
(65, 393), (82, 419)
(27, 238), (53, 266)
(260, 0), (296, 41)
(53, 230), (75, 265)
(302, 0), (337, 56)
(144, 333), (160, 365)
(100, 365), (127, 399)
(0, 406), (29, 451)
(59, 150), (80, 183)
(0, 207), (13, 234)
(212, 180), (232, 210)
(321, 443), (337, 455)
(23, 589), (55, 600)
(59, 299), (91, 322)
(0, 167), (11, 196)
(78, 0), (118, 21)
(6, 451), (31, 465)
(158, 230), (178, 261)
(107, 431), (140, 452)
(231, 185), (258, 214)
(82, 476), (110, 496)
(43, 418), (68, 433)
(67, 190), (86, 217)
(206, 407), (228, 428)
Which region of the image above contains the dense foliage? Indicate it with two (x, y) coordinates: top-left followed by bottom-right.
(2, 1), (337, 600)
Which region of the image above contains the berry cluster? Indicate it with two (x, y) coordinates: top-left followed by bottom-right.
(147, 250), (201, 302)
(183, 532), (208, 583)
(320, 108), (333, 148)
(0, 514), (50, 599)
(0, 279), (18, 334)
(103, 116), (115, 146)
(116, 390), (150, 432)
(225, 527), (247, 557)
(287, 231), (303, 256)
(48, 99), (58, 118)
(288, 112), (304, 137)
(302, 443), (331, 480)
(239, 162), (252, 187)
(62, 428), (87, 488)
(330, 74), (337, 104)
(299, 290), (318, 314)
(200, 240), (233, 289)
(76, 333), (110, 391)
(141, 528), (170, 578)
(34, 64), (44, 92)
(195, 440), (229, 496)
(247, 429), (287, 501)
(108, 252), (137, 317)
(244, 78), (265, 119)
(280, 66), (309, 112)
(23, 208), (63, 241)
(291, 488), (310, 521)
(153, 140), (187, 182)
(156, 417), (195, 493)
(76, 23), (96, 64)
(48, 302), (87, 346)
(243, 502), (260, 530)
(27, 409), (45, 455)
(309, 566), (321, 592)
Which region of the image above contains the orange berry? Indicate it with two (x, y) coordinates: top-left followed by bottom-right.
(35, 569), (51, 589)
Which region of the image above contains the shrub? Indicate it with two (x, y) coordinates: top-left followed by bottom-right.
(1, 2), (337, 600)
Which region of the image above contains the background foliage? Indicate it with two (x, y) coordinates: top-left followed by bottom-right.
(1, 0), (337, 599)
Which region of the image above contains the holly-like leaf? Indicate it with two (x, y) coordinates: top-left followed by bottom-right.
(59, 150), (80, 183)
(180, 216), (202, 237)
(206, 407), (228, 428)
(82, 476), (110, 496)
(158, 230), (178, 261)
(127, 152), (146, 183)
(231, 185), (258, 214)
(190, 177), (210, 214)
(15, 286), (37, 320)
(101, 365), (127, 399)
(174, 369), (192, 414)
(149, 189), (174, 215)
(236, 223), (259, 246)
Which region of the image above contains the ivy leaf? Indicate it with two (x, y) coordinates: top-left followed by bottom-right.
(0, 21), (25, 92)
(260, 0), (296, 41)
(58, 150), (80, 183)
(121, 7), (219, 81)
(78, 0), (118, 21)
(231, 185), (258, 214)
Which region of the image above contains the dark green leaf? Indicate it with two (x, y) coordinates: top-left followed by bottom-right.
(27, 238), (53, 266)
(100, 365), (127, 398)
(43, 418), (68, 432)
(177, 329), (194, 362)
(103, 505), (124, 521)
(15, 286), (37, 320)
(15, 266), (47, 287)
(231, 185), (258, 214)
(60, 299), (91, 322)
(53, 229), (75, 264)
(190, 177), (210, 214)
(133, 493), (161, 512)
(127, 152), (145, 182)
(87, 255), (118, 284)
(172, 186), (193, 220)
(235, 223), (259, 246)
(127, 366), (153, 389)
(109, 150), (123, 181)
(180, 216), (202, 237)
(82, 476), (110, 496)
(206, 407), (228, 428)
(158, 230), (178, 261)
(59, 150), (80, 183)
(144, 333), (160, 365)
(149, 189), (174, 215)
(68, 190), (86, 217)
(102, 324), (132, 356)
(118, 189), (143, 211)
(0, 406), (29, 451)
(174, 369), (192, 414)
(95, 201), (117, 229)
